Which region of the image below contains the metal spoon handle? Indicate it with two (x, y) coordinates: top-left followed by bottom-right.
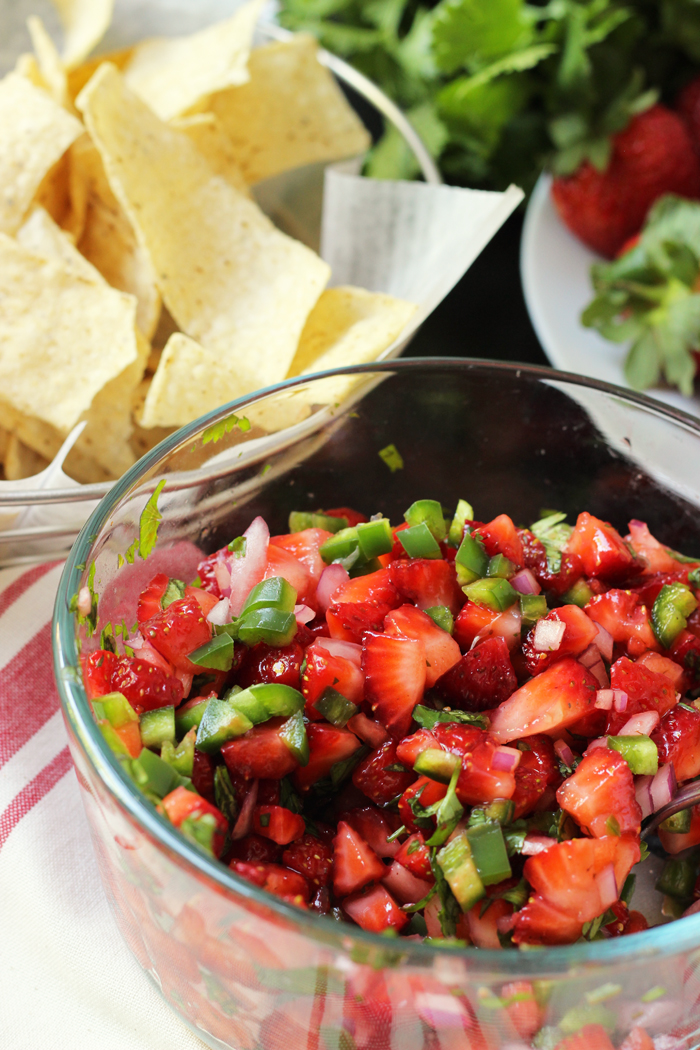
(641, 780), (700, 840)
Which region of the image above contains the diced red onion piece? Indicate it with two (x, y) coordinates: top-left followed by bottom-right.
(316, 563), (350, 613)
(578, 644), (599, 668)
(635, 774), (654, 820)
(414, 993), (471, 1030)
(228, 516), (270, 617)
(294, 604), (315, 625)
(592, 622), (614, 662)
(595, 689), (614, 711)
(77, 586), (92, 617)
(207, 597), (231, 625)
(618, 710), (660, 737)
(579, 646), (610, 688)
(554, 739), (575, 768)
(585, 737), (609, 755)
(521, 834), (557, 856)
(511, 568), (541, 595)
(650, 763), (677, 813)
(595, 862), (619, 911)
(492, 745), (522, 772)
(231, 779), (258, 840)
(131, 639), (172, 673)
(315, 636), (363, 667)
(496, 912), (518, 934)
(613, 690), (628, 713)
(347, 712), (388, 748)
(533, 618), (566, 652)
(214, 560), (231, 596)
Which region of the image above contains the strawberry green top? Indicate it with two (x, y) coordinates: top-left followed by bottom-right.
(82, 498), (700, 950)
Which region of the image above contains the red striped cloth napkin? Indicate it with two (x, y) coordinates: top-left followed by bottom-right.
(0, 562), (206, 1050)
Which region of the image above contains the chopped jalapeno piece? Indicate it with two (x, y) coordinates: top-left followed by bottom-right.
(242, 576), (297, 615)
(320, 527), (360, 565)
(161, 728), (196, 777)
(398, 522), (442, 559)
(356, 518), (393, 559)
(425, 605), (454, 634)
(279, 710), (309, 766)
(652, 582), (698, 648)
(437, 830), (485, 911)
(464, 577), (518, 612)
(465, 822), (512, 886)
(413, 748), (460, 783)
(455, 532), (488, 584)
(404, 499), (447, 542)
(656, 857), (696, 900)
(175, 697), (210, 736)
(606, 735), (659, 775)
(96, 691), (139, 729)
(189, 633), (234, 671)
(196, 698), (254, 754)
(487, 554), (517, 579)
(448, 499), (474, 548)
(562, 579), (594, 608)
(314, 687), (359, 726)
(520, 593), (548, 625)
(237, 608), (298, 647)
(288, 511), (348, 533)
(140, 706), (176, 749)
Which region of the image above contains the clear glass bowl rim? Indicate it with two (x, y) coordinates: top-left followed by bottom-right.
(52, 356), (700, 974)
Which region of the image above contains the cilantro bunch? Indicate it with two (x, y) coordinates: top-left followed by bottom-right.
(278, 0), (700, 191)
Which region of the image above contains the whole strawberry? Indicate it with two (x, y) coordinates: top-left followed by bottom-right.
(676, 75), (700, 154)
(551, 105), (700, 258)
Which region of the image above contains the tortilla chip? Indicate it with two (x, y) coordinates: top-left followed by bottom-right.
(14, 53), (46, 90)
(0, 232), (139, 435)
(0, 72), (83, 235)
(27, 16), (68, 108)
(209, 35), (371, 185)
(50, 0), (114, 70)
(0, 426), (9, 467)
(288, 286), (417, 376)
(62, 445), (115, 484)
(71, 135), (161, 339)
(123, 0), (264, 120)
(174, 114), (249, 196)
(140, 333), (230, 428)
(67, 46), (133, 102)
(17, 205), (103, 283)
(4, 433), (50, 481)
(130, 378), (175, 457)
(78, 65), (330, 398)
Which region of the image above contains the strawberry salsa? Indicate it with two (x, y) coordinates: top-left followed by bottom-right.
(82, 498), (700, 948)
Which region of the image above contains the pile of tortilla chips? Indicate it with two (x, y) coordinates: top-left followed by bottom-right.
(0, 0), (416, 484)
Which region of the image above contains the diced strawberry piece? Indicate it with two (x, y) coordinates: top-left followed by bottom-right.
(556, 748), (642, 837)
(603, 899), (650, 938)
(606, 656), (678, 735)
(524, 834), (640, 923)
(362, 631), (426, 738)
(263, 545), (315, 607)
(352, 739), (416, 805)
(83, 649), (118, 699)
(340, 805), (403, 858)
(269, 528), (334, 581)
(489, 657), (598, 744)
(332, 820), (385, 896)
(632, 570), (692, 610)
(555, 1025), (615, 1050)
(195, 546), (227, 598)
(473, 514), (524, 565)
(636, 649), (687, 691)
(388, 558), (464, 615)
(651, 703), (700, 781)
(281, 833), (334, 887)
(252, 805), (306, 845)
(222, 718), (299, 780)
(229, 833), (281, 864)
(511, 734), (562, 819)
(453, 600), (522, 652)
(184, 585), (220, 619)
(382, 859), (433, 905)
(110, 655), (184, 711)
(301, 639), (364, 715)
(398, 776), (447, 833)
(326, 601), (394, 644)
(465, 897), (513, 949)
(333, 568), (401, 606)
(293, 723), (361, 791)
(566, 512), (642, 581)
(670, 629), (700, 685)
(384, 605), (461, 687)
(324, 506), (368, 527)
(430, 723), (516, 805)
(257, 779), (281, 805)
(238, 641), (304, 691)
(137, 573), (169, 625)
(395, 832), (432, 879)
(142, 595), (212, 673)
(192, 748), (216, 803)
(346, 711), (389, 748)
(512, 893), (584, 946)
(160, 787), (227, 857)
(626, 520), (682, 574)
(586, 589), (659, 657)
(230, 861), (310, 905)
(501, 981), (542, 1042)
(522, 605), (599, 675)
(518, 528), (584, 597)
(395, 728), (440, 767)
(343, 883), (408, 933)
(658, 804), (700, 854)
(435, 636), (517, 711)
(619, 1028), (654, 1050)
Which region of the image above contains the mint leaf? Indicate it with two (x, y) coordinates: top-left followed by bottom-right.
(139, 479), (166, 561)
(432, 0), (534, 75)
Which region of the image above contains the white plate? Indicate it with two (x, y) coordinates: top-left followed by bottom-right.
(520, 173), (700, 418)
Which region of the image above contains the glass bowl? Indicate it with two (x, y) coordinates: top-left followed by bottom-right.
(53, 359), (700, 1050)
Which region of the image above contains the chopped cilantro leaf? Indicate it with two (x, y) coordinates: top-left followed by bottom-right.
(413, 704), (488, 731)
(202, 414), (251, 445)
(139, 479), (166, 561)
(378, 443), (403, 472)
